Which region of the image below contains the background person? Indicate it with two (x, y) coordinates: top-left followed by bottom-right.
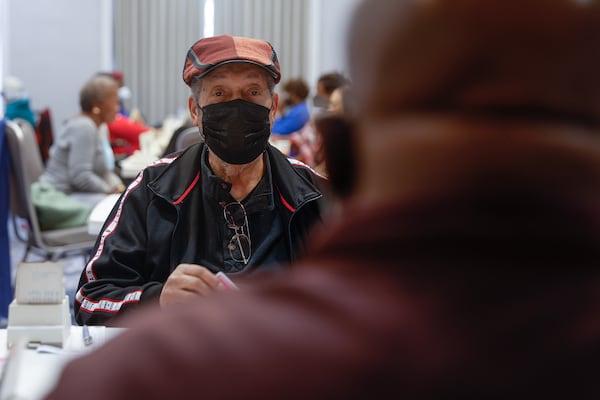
(33, 75), (124, 230)
(271, 77), (312, 157)
(97, 71), (133, 117)
(74, 35), (326, 326)
(327, 84), (351, 116)
(38, 75), (125, 200)
(312, 84), (354, 177)
(2, 76), (36, 128)
(313, 71), (348, 112)
(289, 74), (350, 167)
(97, 71), (151, 159)
(271, 78), (311, 136)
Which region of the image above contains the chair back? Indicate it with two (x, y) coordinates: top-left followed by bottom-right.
(6, 119), (97, 261)
(175, 127), (203, 152)
(6, 119), (43, 225)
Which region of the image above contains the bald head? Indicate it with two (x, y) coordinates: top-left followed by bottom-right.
(349, 0), (600, 121)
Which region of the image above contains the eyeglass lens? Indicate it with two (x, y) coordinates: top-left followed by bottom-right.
(223, 202), (251, 264)
(228, 233), (251, 264)
(224, 202), (245, 229)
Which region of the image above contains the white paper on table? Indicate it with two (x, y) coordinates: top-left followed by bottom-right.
(14, 262), (64, 305)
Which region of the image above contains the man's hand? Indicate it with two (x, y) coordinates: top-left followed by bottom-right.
(159, 264), (222, 308)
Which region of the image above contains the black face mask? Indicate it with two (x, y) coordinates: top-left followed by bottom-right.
(312, 94), (329, 109)
(202, 99), (271, 165)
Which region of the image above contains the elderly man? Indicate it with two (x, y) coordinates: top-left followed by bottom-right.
(75, 35), (325, 325)
(49, 0), (600, 398)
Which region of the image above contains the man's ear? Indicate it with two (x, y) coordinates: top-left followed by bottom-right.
(188, 96), (201, 125)
(270, 93), (279, 126)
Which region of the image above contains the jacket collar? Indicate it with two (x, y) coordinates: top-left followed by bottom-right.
(147, 144), (203, 204)
(148, 143), (322, 209)
(264, 144), (322, 211)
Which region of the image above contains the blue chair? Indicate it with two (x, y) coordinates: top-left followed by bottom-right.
(0, 119), (12, 321)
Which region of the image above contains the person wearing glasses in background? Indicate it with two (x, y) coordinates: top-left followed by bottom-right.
(74, 35), (326, 326)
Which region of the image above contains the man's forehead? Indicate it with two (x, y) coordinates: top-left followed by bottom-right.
(203, 63), (268, 81)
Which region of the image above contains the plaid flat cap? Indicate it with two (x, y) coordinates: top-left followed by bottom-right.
(182, 35), (281, 86)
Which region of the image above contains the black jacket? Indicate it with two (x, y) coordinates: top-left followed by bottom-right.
(75, 143), (325, 325)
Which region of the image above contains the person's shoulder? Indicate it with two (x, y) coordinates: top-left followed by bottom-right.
(69, 115), (96, 129)
(288, 157), (316, 172)
(299, 101), (310, 113)
(289, 102), (309, 117)
(141, 144), (202, 181)
(287, 157), (328, 184)
(148, 153), (180, 169)
(60, 116), (96, 142)
(268, 145), (324, 178)
(137, 153), (181, 181)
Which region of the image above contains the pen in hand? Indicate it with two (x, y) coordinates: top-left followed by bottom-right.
(83, 325), (93, 347)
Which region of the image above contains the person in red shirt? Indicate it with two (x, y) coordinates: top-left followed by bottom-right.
(97, 71), (150, 157)
(106, 113), (149, 156)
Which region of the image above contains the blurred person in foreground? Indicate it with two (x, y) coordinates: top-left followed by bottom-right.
(74, 35), (326, 326)
(47, 0), (600, 398)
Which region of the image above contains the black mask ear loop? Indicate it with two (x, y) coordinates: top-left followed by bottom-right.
(195, 102), (206, 141)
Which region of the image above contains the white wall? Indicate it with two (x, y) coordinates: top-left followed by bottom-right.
(1, 0), (8, 117)
(309, 0), (359, 87)
(3, 0), (112, 132)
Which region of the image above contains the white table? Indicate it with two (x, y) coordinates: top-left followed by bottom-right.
(0, 326), (124, 400)
(87, 193), (121, 235)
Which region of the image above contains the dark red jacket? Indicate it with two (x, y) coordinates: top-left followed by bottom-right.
(49, 124), (600, 399)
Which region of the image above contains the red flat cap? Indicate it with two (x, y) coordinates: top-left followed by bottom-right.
(182, 35), (281, 86)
